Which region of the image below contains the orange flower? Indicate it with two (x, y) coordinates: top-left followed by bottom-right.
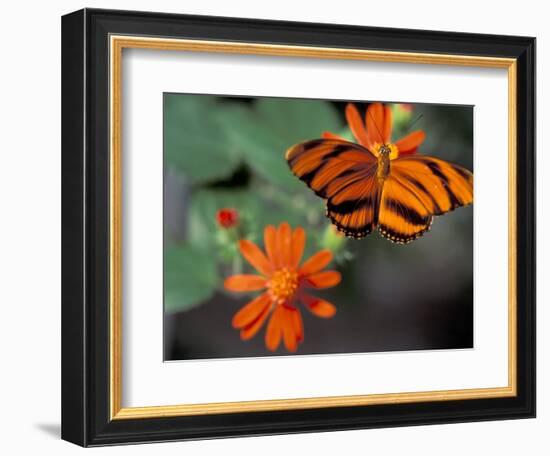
(323, 102), (425, 158)
(224, 222), (341, 352)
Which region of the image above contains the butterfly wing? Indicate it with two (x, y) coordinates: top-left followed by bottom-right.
(391, 155), (474, 215)
(378, 155), (473, 244)
(286, 140), (474, 243)
(377, 176), (434, 244)
(325, 167), (382, 238)
(286, 139), (381, 238)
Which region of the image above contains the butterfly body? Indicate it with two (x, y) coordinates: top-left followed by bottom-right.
(285, 103), (473, 244)
(376, 145), (392, 181)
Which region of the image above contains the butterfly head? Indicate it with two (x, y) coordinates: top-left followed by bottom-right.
(379, 144), (392, 156)
(373, 142), (399, 160)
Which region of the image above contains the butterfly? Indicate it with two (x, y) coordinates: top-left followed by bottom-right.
(285, 103), (473, 244)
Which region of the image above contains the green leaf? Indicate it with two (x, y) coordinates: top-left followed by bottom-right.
(164, 245), (219, 313)
(220, 110), (298, 189)
(164, 95), (241, 183)
(220, 99), (343, 190)
(255, 98), (342, 144)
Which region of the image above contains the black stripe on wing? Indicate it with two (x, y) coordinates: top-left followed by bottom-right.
(325, 190), (381, 239)
(426, 161), (462, 210)
(398, 174), (444, 215)
(378, 189), (433, 244)
(395, 155), (473, 214)
(286, 139), (376, 198)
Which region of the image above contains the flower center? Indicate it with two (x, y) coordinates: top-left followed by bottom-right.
(373, 142), (399, 160)
(268, 267), (299, 304)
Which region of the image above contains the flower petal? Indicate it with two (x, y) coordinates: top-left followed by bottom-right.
(240, 300), (272, 340)
(301, 294), (337, 318)
(239, 240), (272, 276)
(395, 130), (425, 155)
(299, 249), (333, 276)
(291, 307), (304, 342)
(365, 102), (389, 147)
(232, 292), (271, 329)
(264, 224), (278, 267)
(224, 275), (266, 292)
(382, 104), (393, 144)
(277, 222), (292, 267)
(345, 104), (370, 147)
(265, 306), (284, 351)
(304, 270), (341, 289)
(282, 307), (298, 352)
(322, 131), (347, 141)
(290, 227), (306, 269)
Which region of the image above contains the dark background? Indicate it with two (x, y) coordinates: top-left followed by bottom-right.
(163, 95), (473, 360)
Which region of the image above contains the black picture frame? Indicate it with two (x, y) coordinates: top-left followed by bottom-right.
(62, 8), (535, 447)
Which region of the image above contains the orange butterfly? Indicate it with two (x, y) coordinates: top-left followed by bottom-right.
(285, 103), (473, 244)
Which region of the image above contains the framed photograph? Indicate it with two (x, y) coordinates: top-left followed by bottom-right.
(61, 8), (535, 446)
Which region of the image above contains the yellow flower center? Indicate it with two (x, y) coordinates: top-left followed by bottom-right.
(268, 267), (299, 304)
(373, 142), (399, 160)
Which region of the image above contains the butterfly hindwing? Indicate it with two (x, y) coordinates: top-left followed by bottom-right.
(325, 168), (382, 238)
(378, 175), (434, 244)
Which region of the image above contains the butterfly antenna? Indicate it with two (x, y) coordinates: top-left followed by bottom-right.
(366, 103), (386, 143)
(408, 113), (424, 130)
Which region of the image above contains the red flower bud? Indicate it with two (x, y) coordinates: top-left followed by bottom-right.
(216, 208), (239, 229)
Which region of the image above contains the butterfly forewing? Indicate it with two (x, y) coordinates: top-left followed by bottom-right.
(392, 155), (474, 214)
(286, 139), (377, 195)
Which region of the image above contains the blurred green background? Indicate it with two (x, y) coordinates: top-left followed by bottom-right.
(163, 94), (473, 360)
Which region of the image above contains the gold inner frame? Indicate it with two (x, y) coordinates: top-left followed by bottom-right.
(109, 35), (518, 420)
